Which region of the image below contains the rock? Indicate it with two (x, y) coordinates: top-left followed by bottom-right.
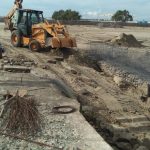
(136, 146), (149, 150)
(3, 60), (9, 64)
(0, 63), (3, 70)
(115, 141), (132, 150)
(142, 138), (150, 148)
(82, 106), (93, 112)
(138, 83), (149, 97)
(71, 69), (78, 75)
(79, 89), (92, 96)
(24, 62), (34, 67)
(67, 55), (76, 64)
(47, 59), (57, 64)
(42, 65), (50, 70)
(113, 75), (126, 88)
(54, 56), (64, 61)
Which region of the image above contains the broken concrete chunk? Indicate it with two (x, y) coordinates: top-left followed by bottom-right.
(47, 59), (57, 64)
(71, 69), (78, 74)
(3, 65), (31, 73)
(138, 83), (149, 97)
(113, 75), (126, 87)
(54, 56), (64, 61)
(115, 141), (132, 150)
(136, 146), (149, 150)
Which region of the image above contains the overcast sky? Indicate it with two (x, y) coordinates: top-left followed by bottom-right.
(1, 0), (150, 21)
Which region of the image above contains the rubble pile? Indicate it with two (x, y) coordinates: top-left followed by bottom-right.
(111, 33), (142, 47)
(2, 54), (36, 67)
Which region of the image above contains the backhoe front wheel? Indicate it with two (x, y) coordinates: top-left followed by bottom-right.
(11, 30), (22, 47)
(29, 40), (41, 52)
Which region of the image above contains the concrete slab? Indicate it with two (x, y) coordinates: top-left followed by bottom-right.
(116, 115), (149, 123)
(3, 65), (31, 73)
(97, 88), (123, 111)
(0, 71), (112, 150)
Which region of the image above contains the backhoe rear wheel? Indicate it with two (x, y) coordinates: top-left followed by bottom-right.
(29, 40), (41, 52)
(11, 30), (22, 47)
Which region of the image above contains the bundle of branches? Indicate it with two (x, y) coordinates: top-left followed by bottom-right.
(0, 90), (41, 135)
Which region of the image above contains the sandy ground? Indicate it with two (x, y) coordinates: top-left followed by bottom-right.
(0, 23), (150, 149)
(68, 25), (150, 82)
(68, 25), (150, 48)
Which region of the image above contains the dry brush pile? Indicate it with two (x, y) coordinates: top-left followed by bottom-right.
(0, 90), (41, 135)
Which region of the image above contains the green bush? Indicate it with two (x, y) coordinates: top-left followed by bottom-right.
(52, 9), (81, 20)
(112, 10), (133, 22)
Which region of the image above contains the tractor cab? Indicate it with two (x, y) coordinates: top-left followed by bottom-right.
(11, 9), (44, 36)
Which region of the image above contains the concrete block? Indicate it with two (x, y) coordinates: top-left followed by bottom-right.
(3, 65), (31, 73)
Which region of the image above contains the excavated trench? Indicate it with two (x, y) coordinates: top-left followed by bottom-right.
(60, 46), (150, 150)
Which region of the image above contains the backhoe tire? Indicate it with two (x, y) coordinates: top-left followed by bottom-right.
(29, 40), (41, 52)
(11, 30), (22, 47)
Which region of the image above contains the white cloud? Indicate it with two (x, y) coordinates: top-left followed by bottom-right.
(1, 0), (150, 21)
(83, 11), (113, 19)
(84, 11), (99, 18)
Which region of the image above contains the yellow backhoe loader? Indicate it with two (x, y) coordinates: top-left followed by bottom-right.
(4, 0), (76, 51)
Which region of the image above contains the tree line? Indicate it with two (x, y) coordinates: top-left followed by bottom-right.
(52, 9), (133, 22)
(0, 9), (133, 22)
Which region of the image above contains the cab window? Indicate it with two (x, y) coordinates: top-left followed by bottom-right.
(30, 13), (39, 24)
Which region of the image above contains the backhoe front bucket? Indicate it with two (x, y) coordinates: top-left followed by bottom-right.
(51, 37), (77, 48)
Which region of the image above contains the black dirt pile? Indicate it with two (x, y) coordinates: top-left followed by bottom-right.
(111, 33), (142, 47)
(0, 91), (41, 135)
(67, 52), (100, 71)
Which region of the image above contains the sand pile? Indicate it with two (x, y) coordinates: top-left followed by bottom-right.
(111, 33), (142, 47)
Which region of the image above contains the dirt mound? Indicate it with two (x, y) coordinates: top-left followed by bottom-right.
(111, 33), (142, 47)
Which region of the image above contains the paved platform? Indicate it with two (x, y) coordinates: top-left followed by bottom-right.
(0, 70), (112, 150)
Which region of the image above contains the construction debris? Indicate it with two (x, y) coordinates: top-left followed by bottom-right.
(113, 75), (127, 88)
(111, 33), (142, 47)
(54, 56), (64, 61)
(0, 90), (41, 135)
(0, 43), (4, 59)
(3, 65), (31, 73)
(47, 59), (57, 64)
(2, 54), (36, 67)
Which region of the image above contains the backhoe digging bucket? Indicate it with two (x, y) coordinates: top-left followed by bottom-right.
(51, 37), (77, 48)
